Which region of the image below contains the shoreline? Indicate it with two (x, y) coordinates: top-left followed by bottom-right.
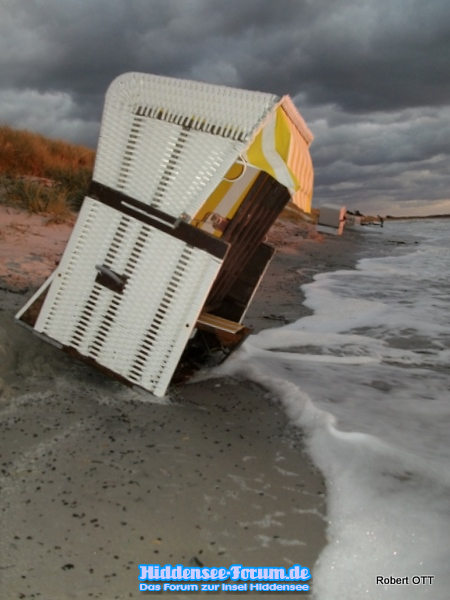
(0, 209), (407, 598)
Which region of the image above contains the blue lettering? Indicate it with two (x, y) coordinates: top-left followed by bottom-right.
(139, 565), (155, 580)
(139, 583), (161, 591)
(288, 565), (311, 581)
(163, 583), (199, 591)
(201, 584), (220, 591)
(268, 567), (285, 580)
(229, 564), (243, 580)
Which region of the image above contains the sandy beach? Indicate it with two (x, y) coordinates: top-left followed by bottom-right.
(0, 206), (392, 599)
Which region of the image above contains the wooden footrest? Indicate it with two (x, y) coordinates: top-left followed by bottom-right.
(197, 312), (247, 334)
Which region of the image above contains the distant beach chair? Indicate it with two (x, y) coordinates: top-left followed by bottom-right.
(345, 212), (363, 229)
(316, 204), (347, 235)
(15, 72), (314, 396)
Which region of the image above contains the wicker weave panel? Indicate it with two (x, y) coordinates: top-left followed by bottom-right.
(92, 73), (279, 219)
(109, 72), (278, 140)
(34, 197), (223, 396)
(95, 114), (243, 218)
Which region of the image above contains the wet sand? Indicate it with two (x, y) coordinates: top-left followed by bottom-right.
(0, 208), (389, 599)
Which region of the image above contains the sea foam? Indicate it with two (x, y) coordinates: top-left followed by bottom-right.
(222, 219), (450, 599)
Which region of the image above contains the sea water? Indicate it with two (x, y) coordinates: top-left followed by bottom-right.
(222, 219), (450, 599)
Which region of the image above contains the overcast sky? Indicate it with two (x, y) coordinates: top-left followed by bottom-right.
(1, 0), (450, 216)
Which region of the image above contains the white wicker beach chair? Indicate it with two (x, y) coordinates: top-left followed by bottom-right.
(16, 73), (314, 397)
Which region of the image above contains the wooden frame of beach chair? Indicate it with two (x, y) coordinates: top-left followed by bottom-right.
(15, 73), (314, 397)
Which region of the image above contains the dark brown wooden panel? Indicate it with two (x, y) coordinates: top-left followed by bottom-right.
(212, 242), (275, 322)
(205, 172), (290, 311)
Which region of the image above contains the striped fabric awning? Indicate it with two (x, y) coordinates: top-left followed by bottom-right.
(244, 96), (314, 213)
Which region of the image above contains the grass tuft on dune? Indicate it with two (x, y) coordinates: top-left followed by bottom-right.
(0, 125), (95, 219)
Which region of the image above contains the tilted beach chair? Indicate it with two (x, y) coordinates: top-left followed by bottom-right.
(16, 73), (314, 396)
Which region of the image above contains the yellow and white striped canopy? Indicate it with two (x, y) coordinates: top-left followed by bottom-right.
(244, 96), (314, 213)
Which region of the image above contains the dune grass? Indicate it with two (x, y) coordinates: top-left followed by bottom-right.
(0, 125), (95, 219)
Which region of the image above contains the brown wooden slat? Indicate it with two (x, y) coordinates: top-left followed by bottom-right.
(205, 172), (290, 310)
(88, 181), (229, 260)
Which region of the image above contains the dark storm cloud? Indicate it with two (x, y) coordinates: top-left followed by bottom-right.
(297, 0), (450, 112)
(306, 103), (450, 213)
(1, 0), (450, 214)
(1, 0), (312, 99)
